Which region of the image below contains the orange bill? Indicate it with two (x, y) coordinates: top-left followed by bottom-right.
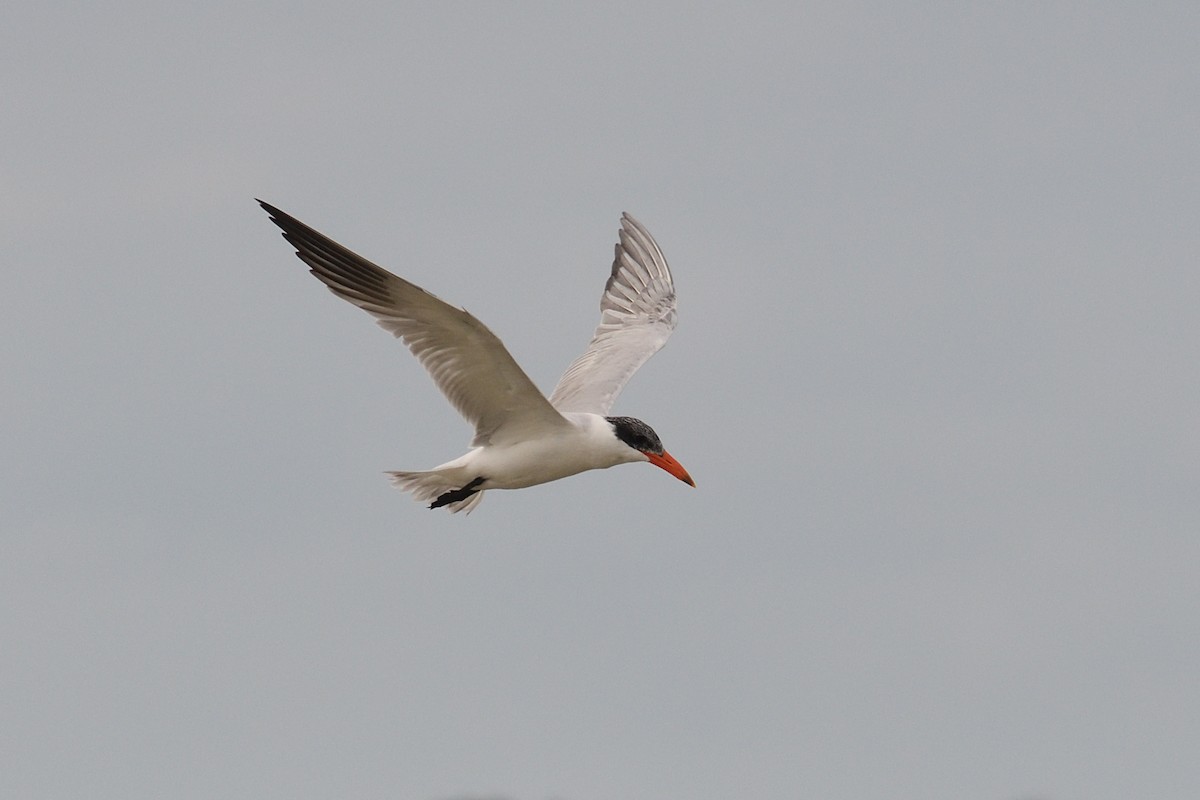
(645, 449), (696, 487)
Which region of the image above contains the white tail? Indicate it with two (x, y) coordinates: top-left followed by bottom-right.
(387, 470), (485, 514)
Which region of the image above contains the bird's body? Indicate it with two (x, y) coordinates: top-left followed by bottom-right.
(259, 201), (693, 513)
(389, 413), (647, 513)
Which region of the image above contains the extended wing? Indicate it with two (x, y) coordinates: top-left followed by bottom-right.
(260, 201), (571, 447)
(548, 213), (678, 415)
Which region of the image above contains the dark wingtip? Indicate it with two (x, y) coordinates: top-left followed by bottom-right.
(257, 198), (287, 222)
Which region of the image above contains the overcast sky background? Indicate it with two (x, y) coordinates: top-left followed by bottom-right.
(3, 4), (1198, 799)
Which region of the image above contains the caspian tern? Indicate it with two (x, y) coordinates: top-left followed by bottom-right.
(259, 201), (694, 513)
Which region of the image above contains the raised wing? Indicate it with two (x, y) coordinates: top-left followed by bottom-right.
(260, 201), (571, 447)
(548, 213), (678, 415)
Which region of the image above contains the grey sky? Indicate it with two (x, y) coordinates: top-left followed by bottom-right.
(3, 3), (1198, 799)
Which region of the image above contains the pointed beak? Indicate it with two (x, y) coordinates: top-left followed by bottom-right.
(645, 449), (696, 487)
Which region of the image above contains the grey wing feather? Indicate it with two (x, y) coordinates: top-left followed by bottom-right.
(259, 201), (571, 447)
(548, 213), (678, 415)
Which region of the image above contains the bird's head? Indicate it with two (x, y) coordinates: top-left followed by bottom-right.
(606, 416), (695, 487)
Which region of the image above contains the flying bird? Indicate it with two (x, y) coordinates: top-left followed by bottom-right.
(259, 201), (694, 513)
